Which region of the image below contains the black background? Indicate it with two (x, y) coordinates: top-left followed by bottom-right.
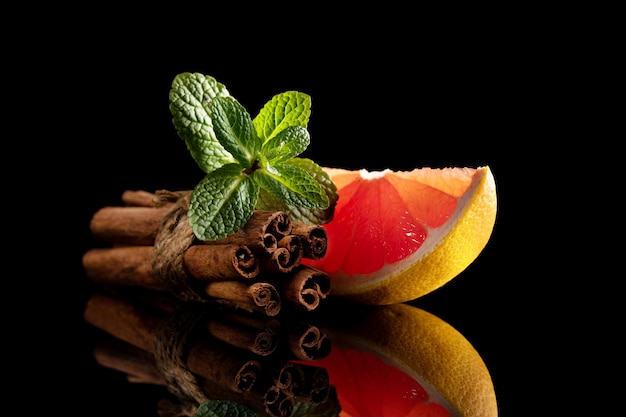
(13, 16), (575, 416)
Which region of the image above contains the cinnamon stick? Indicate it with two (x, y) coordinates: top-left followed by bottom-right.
(204, 281), (281, 316)
(202, 210), (292, 253)
(184, 244), (260, 280)
(121, 190), (164, 207)
(89, 194), (328, 264)
(121, 189), (191, 207)
(263, 385), (295, 417)
(290, 222), (328, 260)
(277, 265), (331, 312)
(89, 206), (170, 246)
(261, 235), (304, 274)
(82, 244), (260, 287)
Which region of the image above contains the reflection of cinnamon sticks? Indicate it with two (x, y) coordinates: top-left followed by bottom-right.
(207, 313), (280, 357)
(85, 290), (336, 417)
(84, 291), (264, 395)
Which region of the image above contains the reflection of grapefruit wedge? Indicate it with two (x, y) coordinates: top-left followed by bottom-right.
(303, 166), (497, 305)
(308, 303), (498, 417)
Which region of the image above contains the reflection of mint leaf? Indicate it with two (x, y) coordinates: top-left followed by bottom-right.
(194, 400), (260, 416)
(291, 400), (342, 417)
(170, 73), (336, 241)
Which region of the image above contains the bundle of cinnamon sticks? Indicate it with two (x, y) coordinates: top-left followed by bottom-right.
(82, 189), (342, 416)
(83, 190), (331, 315)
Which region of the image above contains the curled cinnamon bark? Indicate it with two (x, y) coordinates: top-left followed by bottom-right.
(89, 192), (328, 271)
(264, 385), (295, 417)
(277, 265), (331, 311)
(204, 281), (282, 316)
(203, 210), (292, 253)
(82, 244), (260, 288)
(262, 235), (304, 274)
(183, 244), (260, 280)
(290, 222), (328, 260)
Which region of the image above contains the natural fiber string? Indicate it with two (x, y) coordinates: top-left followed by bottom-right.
(151, 191), (204, 301)
(153, 302), (208, 408)
(150, 191), (209, 412)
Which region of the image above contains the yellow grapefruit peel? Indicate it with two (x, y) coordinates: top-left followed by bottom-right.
(325, 166), (497, 305)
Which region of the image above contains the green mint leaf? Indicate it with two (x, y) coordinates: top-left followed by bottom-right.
(170, 72), (337, 241)
(262, 125), (310, 164)
(169, 72), (235, 173)
(194, 400), (260, 417)
(253, 91), (311, 143)
(209, 96), (262, 169)
(188, 164), (259, 241)
(252, 162), (328, 210)
(256, 157), (338, 224)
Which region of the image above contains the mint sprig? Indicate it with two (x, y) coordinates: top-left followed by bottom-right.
(169, 72), (337, 241)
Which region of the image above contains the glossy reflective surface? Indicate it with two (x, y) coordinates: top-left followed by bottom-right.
(80, 280), (498, 416)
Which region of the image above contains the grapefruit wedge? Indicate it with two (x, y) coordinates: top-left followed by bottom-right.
(305, 303), (498, 417)
(303, 166), (497, 305)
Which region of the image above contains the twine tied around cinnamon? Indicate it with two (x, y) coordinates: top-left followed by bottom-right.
(151, 191), (204, 302)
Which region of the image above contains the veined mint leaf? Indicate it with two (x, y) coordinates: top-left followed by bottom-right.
(262, 125), (310, 164)
(209, 97), (262, 169)
(194, 400), (260, 416)
(252, 162), (328, 210)
(170, 72), (235, 173)
(188, 164), (259, 241)
(253, 91), (311, 143)
(256, 158), (338, 224)
(170, 72), (337, 241)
